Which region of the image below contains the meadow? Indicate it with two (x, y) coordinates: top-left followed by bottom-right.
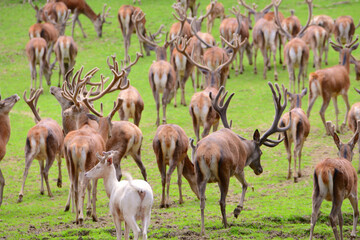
(1, 0), (360, 239)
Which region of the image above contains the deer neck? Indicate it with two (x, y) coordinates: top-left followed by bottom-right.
(102, 164), (118, 198)
(182, 155), (200, 198)
(97, 117), (111, 142)
(156, 47), (167, 61)
(242, 139), (258, 166)
(0, 114), (10, 147)
(83, 2), (98, 22)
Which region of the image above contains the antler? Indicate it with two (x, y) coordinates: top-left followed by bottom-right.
(259, 82), (290, 147)
(296, 0), (313, 37)
(23, 89), (43, 123)
(273, 0), (292, 40)
(107, 98), (123, 120)
(101, 4), (112, 24)
(96, 150), (117, 162)
(198, 0), (215, 22)
(209, 86), (234, 129)
(172, 3), (189, 39)
(238, 0), (256, 14)
(119, 52), (143, 74)
(132, 10), (158, 48)
(216, 35), (245, 72)
(345, 35), (359, 48)
(190, 18), (215, 48)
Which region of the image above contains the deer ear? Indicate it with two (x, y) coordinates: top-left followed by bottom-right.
(351, 43), (359, 51)
(332, 132), (341, 150)
(107, 157), (113, 165)
(301, 88), (307, 97)
(253, 129), (260, 142)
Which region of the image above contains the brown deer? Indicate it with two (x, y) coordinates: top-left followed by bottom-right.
(54, 36), (78, 87)
(206, 1), (225, 33)
(273, 0), (312, 92)
(350, 55), (360, 80)
(118, 6), (164, 60)
(194, 83), (290, 235)
(347, 88), (360, 173)
(307, 37), (359, 135)
(18, 89), (64, 203)
(175, 36), (243, 142)
(311, 15), (335, 66)
(279, 88), (310, 182)
(334, 16), (355, 45)
(56, 0), (111, 38)
(309, 121), (359, 240)
(0, 94), (20, 207)
(26, 37), (56, 90)
(153, 124), (199, 208)
(301, 25), (327, 70)
(133, 12), (177, 126)
(177, 0), (199, 17)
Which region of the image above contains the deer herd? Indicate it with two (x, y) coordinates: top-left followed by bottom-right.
(2, 0), (360, 239)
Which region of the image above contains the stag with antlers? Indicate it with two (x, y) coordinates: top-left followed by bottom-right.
(192, 83), (290, 235)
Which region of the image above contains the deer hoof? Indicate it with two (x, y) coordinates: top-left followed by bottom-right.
(17, 195), (23, 203)
(40, 190), (44, 195)
(86, 209), (92, 217)
(233, 206), (243, 218)
(340, 123), (347, 133)
(77, 218), (83, 225)
(298, 172), (302, 178)
(92, 215), (98, 222)
(64, 205), (70, 212)
(159, 203), (166, 208)
(254, 70), (257, 74)
(294, 177), (298, 183)
(57, 179), (62, 188)
(179, 199), (184, 204)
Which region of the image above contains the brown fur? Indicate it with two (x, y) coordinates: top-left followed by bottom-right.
(350, 55), (360, 80)
(334, 16), (355, 45)
(152, 124), (199, 208)
(202, 47), (229, 87)
(301, 25), (328, 69)
(117, 85), (144, 126)
(206, 2), (225, 33)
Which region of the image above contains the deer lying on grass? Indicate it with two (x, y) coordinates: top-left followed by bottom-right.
(18, 89), (64, 203)
(307, 36), (359, 135)
(26, 37), (55, 90)
(133, 12), (176, 126)
(153, 124), (199, 208)
(57, 0), (111, 38)
(0, 94), (20, 207)
(309, 121), (359, 240)
(311, 15), (335, 66)
(273, 0), (312, 93)
(54, 35), (78, 87)
(85, 151), (153, 240)
(279, 88), (310, 182)
(347, 88), (360, 173)
(175, 35), (243, 142)
(193, 83), (290, 235)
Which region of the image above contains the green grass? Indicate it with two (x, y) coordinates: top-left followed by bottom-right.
(1, 0), (360, 239)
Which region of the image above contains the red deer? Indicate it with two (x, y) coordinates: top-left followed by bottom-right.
(279, 88), (310, 182)
(350, 55), (360, 80)
(18, 89), (64, 202)
(193, 83), (290, 235)
(54, 36), (78, 87)
(206, 1), (225, 33)
(311, 15), (335, 66)
(301, 25), (327, 70)
(118, 6), (164, 60)
(0, 94), (20, 207)
(334, 15), (355, 45)
(177, 0), (199, 17)
(153, 124), (199, 208)
(175, 36), (243, 142)
(307, 37), (359, 135)
(26, 37), (55, 90)
(133, 12), (177, 126)
(309, 121), (359, 240)
(273, 0), (312, 93)
(347, 88), (360, 173)
(56, 0), (111, 38)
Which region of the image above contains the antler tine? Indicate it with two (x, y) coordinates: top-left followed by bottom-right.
(199, 0), (215, 21)
(152, 24), (165, 39)
(108, 98), (123, 120)
(107, 54), (119, 74)
(175, 36), (213, 73)
(259, 82), (291, 147)
(296, 0), (312, 37)
(345, 35), (359, 48)
(82, 98), (103, 117)
(44, 10), (57, 25)
(132, 11), (158, 48)
(23, 89), (43, 123)
(354, 87), (360, 95)
(28, 0), (38, 11)
(209, 86), (234, 129)
(172, 3), (187, 22)
(215, 35), (246, 73)
(329, 39), (343, 49)
(124, 52), (143, 72)
(272, 0), (292, 40)
(238, 0), (255, 14)
(101, 4), (112, 23)
(190, 18), (214, 48)
(96, 152), (107, 162)
(261, 2), (274, 13)
(326, 121), (336, 137)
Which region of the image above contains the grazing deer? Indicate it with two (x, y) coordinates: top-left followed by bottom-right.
(273, 0), (312, 92)
(309, 121), (359, 240)
(301, 25), (327, 70)
(219, 7), (253, 75)
(57, 0), (111, 38)
(279, 88), (310, 182)
(350, 55), (360, 80)
(26, 37), (55, 90)
(118, 6), (164, 60)
(18, 89), (64, 203)
(54, 36), (78, 87)
(175, 36), (243, 142)
(193, 83), (290, 235)
(153, 124), (199, 208)
(206, 1), (225, 33)
(334, 16), (355, 45)
(85, 152), (153, 240)
(0, 94), (20, 207)
(133, 12), (177, 126)
(347, 88), (360, 173)
(307, 37), (359, 135)
(177, 0), (199, 17)
(29, 22), (59, 64)
(311, 15), (335, 66)
(238, 0), (273, 25)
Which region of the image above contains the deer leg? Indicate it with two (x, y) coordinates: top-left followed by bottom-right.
(298, 64), (305, 94)
(190, 108), (200, 142)
(358, 139), (360, 174)
(18, 154), (35, 202)
(43, 155), (56, 197)
(324, 38), (329, 65)
(124, 221), (130, 240)
(309, 189), (325, 240)
(85, 178), (92, 217)
(162, 95), (168, 125)
(253, 46), (258, 75)
(124, 215), (141, 240)
(39, 60), (44, 90)
(329, 195), (344, 240)
(307, 90), (318, 118)
(165, 159), (178, 208)
(260, 47), (268, 79)
(201, 123), (212, 139)
(76, 18), (87, 38)
(341, 94), (350, 133)
(131, 151), (147, 181)
(0, 168), (4, 207)
(332, 97), (340, 133)
(142, 208), (151, 240)
(198, 177), (207, 236)
(297, 142), (304, 179)
(348, 194), (359, 239)
(287, 64), (295, 94)
(338, 210), (343, 240)
(38, 160), (45, 195)
(91, 179), (98, 222)
(245, 42), (253, 65)
(319, 98), (331, 135)
(234, 171), (248, 219)
(154, 91), (160, 126)
(177, 160), (184, 204)
(218, 179), (230, 228)
(239, 47), (244, 74)
(77, 175), (89, 224)
(278, 35), (283, 65)
(158, 161), (166, 208)
(272, 46), (278, 81)
(284, 133), (292, 180)
(112, 212), (122, 240)
(180, 75), (187, 106)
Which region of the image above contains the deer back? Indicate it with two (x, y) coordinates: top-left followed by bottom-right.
(311, 15), (335, 35)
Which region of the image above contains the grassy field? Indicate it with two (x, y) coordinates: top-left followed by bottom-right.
(1, 0), (360, 239)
